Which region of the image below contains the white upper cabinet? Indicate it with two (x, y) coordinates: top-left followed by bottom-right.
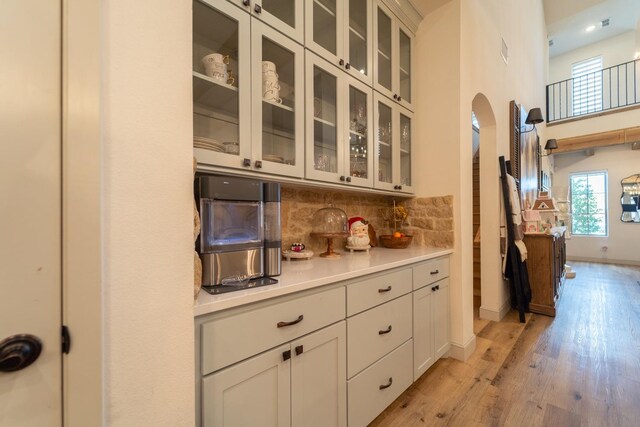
(305, 52), (373, 188)
(232, 0), (304, 42)
(251, 21), (305, 177)
(373, 1), (414, 111)
(374, 93), (414, 194)
(305, 0), (373, 85)
(193, 0), (252, 170)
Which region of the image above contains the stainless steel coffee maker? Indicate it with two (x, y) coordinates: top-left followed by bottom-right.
(195, 174), (281, 293)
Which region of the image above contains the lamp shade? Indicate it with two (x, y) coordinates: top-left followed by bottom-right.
(525, 108), (544, 124)
(544, 139), (558, 150)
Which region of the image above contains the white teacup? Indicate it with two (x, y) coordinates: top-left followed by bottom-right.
(262, 80), (280, 92)
(203, 61), (227, 79)
(204, 53), (230, 65)
(210, 70), (228, 84)
(262, 61), (277, 73)
(263, 88), (282, 104)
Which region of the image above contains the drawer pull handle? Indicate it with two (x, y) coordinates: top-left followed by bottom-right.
(277, 315), (304, 328)
(379, 377), (393, 390)
(430, 269), (439, 275)
(378, 325), (392, 335)
(378, 286), (392, 293)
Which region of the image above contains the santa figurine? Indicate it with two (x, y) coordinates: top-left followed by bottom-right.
(347, 217), (371, 250)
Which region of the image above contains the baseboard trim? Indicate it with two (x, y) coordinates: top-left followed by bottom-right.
(479, 299), (511, 322)
(449, 334), (476, 362)
(567, 256), (640, 267)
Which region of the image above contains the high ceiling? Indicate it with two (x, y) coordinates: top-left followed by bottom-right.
(410, 0), (640, 58)
(544, 0), (640, 57)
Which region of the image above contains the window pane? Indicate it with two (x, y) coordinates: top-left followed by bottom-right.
(590, 214), (606, 235)
(588, 173), (606, 193)
(571, 175), (587, 194)
(571, 195), (588, 215)
(592, 193), (606, 214)
(570, 171), (608, 236)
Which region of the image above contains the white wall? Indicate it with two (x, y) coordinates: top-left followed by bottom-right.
(102, 1), (194, 425)
(549, 31), (637, 83)
(415, 0), (549, 357)
(553, 145), (640, 264)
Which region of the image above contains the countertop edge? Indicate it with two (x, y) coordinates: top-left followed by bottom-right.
(194, 247), (453, 317)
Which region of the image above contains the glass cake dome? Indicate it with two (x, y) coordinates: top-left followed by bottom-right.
(310, 205), (349, 236)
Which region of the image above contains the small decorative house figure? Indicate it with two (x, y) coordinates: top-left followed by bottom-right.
(522, 209), (541, 233)
(531, 193), (558, 232)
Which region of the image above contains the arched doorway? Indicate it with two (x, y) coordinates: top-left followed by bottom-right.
(470, 94), (504, 321)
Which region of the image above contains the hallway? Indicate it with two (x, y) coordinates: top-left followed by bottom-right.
(370, 262), (640, 426)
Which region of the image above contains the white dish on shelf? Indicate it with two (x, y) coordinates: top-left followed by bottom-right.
(194, 136), (225, 152)
(263, 154), (285, 163)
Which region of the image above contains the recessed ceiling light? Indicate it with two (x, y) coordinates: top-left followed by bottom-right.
(585, 25), (597, 32)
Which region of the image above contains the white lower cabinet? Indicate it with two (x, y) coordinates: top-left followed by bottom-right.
(202, 321), (346, 427)
(412, 276), (450, 381)
(347, 339), (413, 427)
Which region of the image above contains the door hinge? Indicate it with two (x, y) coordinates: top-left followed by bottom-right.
(61, 325), (71, 354)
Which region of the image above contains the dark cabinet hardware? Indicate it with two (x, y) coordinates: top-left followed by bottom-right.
(398, 96), (402, 102)
(242, 0), (250, 6)
(345, 63), (351, 70)
(378, 325), (392, 335)
(393, 185), (399, 190)
(378, 286), (392, 293)
(277, 315), (304, 328)
(254, 4), (262, 13)
(243, 158), (251, 167)
(282, 349), (291, 361)
(379, 377), (393, 390)
(339, 59), (345, 66)
(398, 185), (402, 190)
(430, 269), (439, 275)
(295, 345), (304, 355)
(432, 286), (437, 292)
(433, 285), (440, 291)
(340, 175), (346, 181)
(346, 176), (352, 183)
(61, 325), (70, 354)
(254, 160), (262, 168)
(393, 94), (398, 100)
(0, 334), (42, 372)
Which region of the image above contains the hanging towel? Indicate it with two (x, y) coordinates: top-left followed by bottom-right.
(500, 174), (527, 273)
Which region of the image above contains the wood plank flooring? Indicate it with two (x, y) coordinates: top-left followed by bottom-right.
(369, 262), (640, 426)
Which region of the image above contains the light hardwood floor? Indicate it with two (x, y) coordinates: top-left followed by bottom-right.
(370, 262), (640, 426)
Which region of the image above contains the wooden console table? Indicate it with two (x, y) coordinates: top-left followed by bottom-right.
(523, 227), (566, 316)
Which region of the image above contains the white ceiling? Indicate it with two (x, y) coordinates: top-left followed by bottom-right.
(544, 0), (640, 57)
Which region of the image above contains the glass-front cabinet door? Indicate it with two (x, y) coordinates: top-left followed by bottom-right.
(251, 0), (304, 42)
(305, 53), (342, 183)
(251, 21), (304, 177)
(374, 0), (414, 111)
(305, 0), (372, 85)
(193, 0), (251, 169)
(305, 52), (373, 188)
(374, 93), (413, 193)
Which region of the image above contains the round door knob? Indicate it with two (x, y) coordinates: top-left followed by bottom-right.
(0, 334), (42, 372)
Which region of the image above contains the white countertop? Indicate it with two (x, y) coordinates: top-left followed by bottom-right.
(194, 246), (453, 316)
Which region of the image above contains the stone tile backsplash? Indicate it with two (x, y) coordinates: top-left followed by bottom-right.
(281, 186), (454, 253)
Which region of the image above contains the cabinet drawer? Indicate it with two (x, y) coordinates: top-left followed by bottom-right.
(347, 294), (412, 378)
(347, 339), (413, 427)
(413, 256), (450, 290)
(347, 268), (412, 316)
(201, 287), (345, 374)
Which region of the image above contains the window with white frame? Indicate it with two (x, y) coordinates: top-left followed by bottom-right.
(572, 56), (603, 115)
(570, 171), (608, 236)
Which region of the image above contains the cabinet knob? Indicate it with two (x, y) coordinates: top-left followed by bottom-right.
(378, 325), (392, 335)
(254, 160), (262, 169)
(379, 377), (393, 390)
(295, 345), (304, 356)
(243, 158), (251, 167)
(339, 175), (346, 182)
(254, 4), (262, 13)
(431, 286), (437, 292)
(398, 96), (402, 102)
(393, 94), (398, 100)
(282, 349), (291, 361)
(398, 185), (403, 190)
(242, 0), (250, 6)
(393, 185), (399, 190)
(339, 59), (345, 66)
(378, 286), (392, 293)
(346, 176), (352, 183)
(345, 62), (351, 70)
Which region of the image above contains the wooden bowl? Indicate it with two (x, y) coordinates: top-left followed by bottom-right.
(379, 235), (413, 249)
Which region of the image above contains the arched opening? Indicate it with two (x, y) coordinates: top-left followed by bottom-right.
(471, 113), (481, 314)
(471, 93), (505, 322)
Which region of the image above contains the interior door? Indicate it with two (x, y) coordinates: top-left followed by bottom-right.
(0, 1), (62, 426)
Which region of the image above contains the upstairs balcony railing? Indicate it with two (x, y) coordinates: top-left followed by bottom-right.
(547, 59), (640, 123)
